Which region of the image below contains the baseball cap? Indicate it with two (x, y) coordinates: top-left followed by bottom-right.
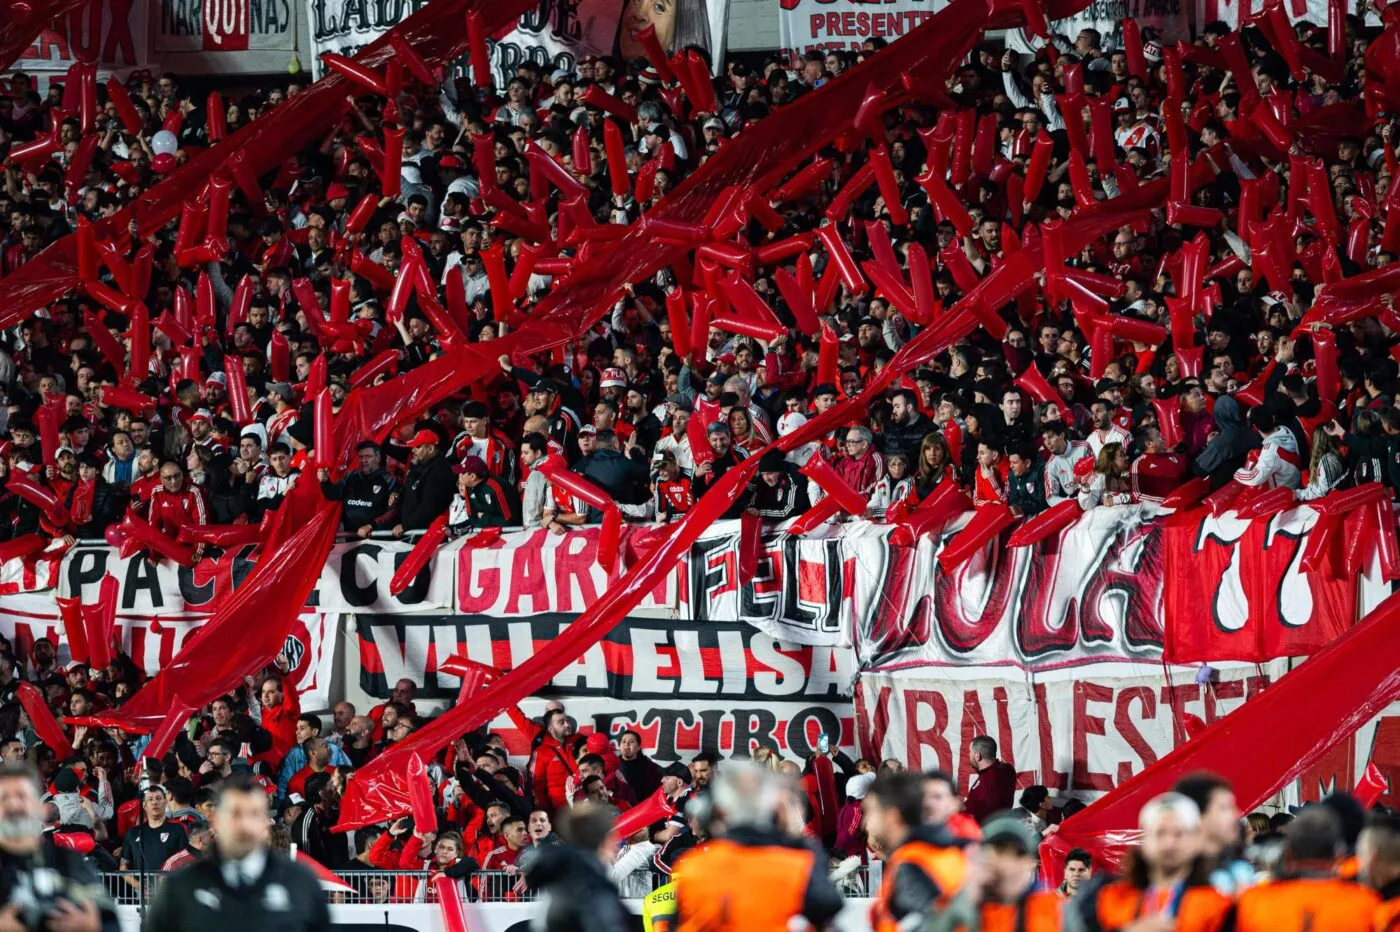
(579, 424), (597, 435)
(402, 428), (440, 448)
(268, 382), (295, 403)
(777, 411), (808, 436)
(205, 372), (227, 387)
(530, 379), (561, 396)
(287, 793), (306, 806)
(453, 455), (488, 477)
(703, 117), (725, 132)
(1113, 96), (1130, 111)
(326, 182), (350, 200)
(189, 409), (212, 423)
(601, 368), (626, 389)
(438, 154), (464, 169)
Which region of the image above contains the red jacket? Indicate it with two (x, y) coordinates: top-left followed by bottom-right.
(260, 674), (301, 764)
(147, 485), (208, 537)
(535, 738), (579, 814)
(964, 760), (1017, 825)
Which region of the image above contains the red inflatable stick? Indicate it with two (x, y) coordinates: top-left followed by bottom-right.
(406, 754), (438, 831)
(1152, 397), (1184, 450)
(789, 497), (843, 536)
(58, 597), (88, 665)
(144, 699), (196, 761)
(7, 472), (69, 528)
(100, 383), (156, 416)
(583, 85), (638, 124)
(389, 513), (449, 597)
(1373, 501), (1400, 580)
(17, 683), (74, 760)
(1007, 499), (1082, 548)
(774, 157), (834, 203)
(1204, 480), (1248, 517)
(106, 76), (144, 134)
(888, 481), (973, 545)
(868, 144), (909, 226)
(937, 504), (1017, 572)
(178, 524), (263, 548)
(603, 119), (630, 197)
(224, 358), (253, 426)
(381, 126), (405, 199)
(465, 10), (492, 91)
(536, 458), (612, 513)
(613, 787), (677, 839)
(83, 309), (126, 375)
(314, 389), (336, 473)
(433, 873), (473, 932)
(1023, 131), (1055, 204)
(1234, 485), (1298, 521)
(800, 456), (868, 516)
(918, 168), (974, 237)
(1015, 364), (1071, 423)
(597, 505), (622, 574)
(83, 574), (119, 671)
(321, 54), (388, 95)
(824, 162), (876, 223)
(816, 224), (867, 296)
(120, 513), (196, 566)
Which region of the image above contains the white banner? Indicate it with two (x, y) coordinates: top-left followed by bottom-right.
(6, 0), (153, 89)
(857, 661), (1400, 812)
(155, 0), (300, 54)
(309, 0), (731, 83)
(0, 594), (339, 710)
(316, 539), (458, 615)
(1005, 0), (1190, 55)
(777, 0), (949, 60)
(1195, 0), (1330, 30)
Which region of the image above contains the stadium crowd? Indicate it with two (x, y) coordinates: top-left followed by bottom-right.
(1, 0), (1400, 928)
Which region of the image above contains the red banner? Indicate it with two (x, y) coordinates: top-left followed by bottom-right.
(1042, 587), (1400, 883)
(1161, 508), (1356, 663)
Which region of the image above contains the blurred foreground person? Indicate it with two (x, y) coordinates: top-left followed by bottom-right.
(674, 762), (843, 930)
(866, 771), (970, 930)
(0, 761), (117, 932)
(144, 774), (329, 932)
(1067, 793), (1230, 931)
(524, 803), (630, 932)
(1226, 807), (1378, 931)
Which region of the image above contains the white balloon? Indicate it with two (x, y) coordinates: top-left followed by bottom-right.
(150, 130), (179, 155)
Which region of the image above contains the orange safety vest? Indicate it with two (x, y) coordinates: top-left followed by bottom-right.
(1376, 897), (1400, 932)
(1092, 878), (1232, 932)
(1232, 876), (1380, 931)
(674, 838), (814, 932)
(980, 890), (1063, 932)
(871, 837), (969, 932)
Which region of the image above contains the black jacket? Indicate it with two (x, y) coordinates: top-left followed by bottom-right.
(749, 468), (811, 521)
(145, 848), (330, 932)
(884, 414), (933, 460)
(524, 843), (631, 932)
(321, 468), (400, 532)
(0, 844), (119, 932)
(577, 449), (650, 506)
(691, 449), (751, 519)
(1007, 459), (1048, 517)
(399, 452), (455, 531)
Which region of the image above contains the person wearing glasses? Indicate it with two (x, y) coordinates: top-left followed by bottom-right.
(140, 462), (208, 562)
(833, 426), (884, 498)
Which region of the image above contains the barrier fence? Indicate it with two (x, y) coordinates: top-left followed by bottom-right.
(100, 864), (875, 907)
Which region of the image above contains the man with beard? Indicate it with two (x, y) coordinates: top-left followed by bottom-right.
(146, 774), (329, 932)
(0, 762), (118, 932)
(291, 772), (350, 869)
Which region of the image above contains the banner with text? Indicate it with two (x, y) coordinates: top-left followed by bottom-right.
(310, 0), (731, 84)
(357, 612), (856, 762)
(156, 0), (299, 54)
(7, 0), (152, 88)
(0, 594), (339, 710)
(317, 539), (458, 614)
(1005, 0), (1190, 55)
(857, 661), (1400, 810)
(778, 0), (950, 60)
(1194, 0), (1331, 31)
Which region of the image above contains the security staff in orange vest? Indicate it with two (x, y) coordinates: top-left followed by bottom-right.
(1359, 812), (1400, 931)
(1066, 792), (1232, 932)
(867, 771), (971, 931)
(1228, 807), (1380, 931)
(673, 762), (844, 931)
(977, 814), (1064, 931)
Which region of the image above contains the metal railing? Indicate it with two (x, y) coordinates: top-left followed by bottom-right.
(101, 862), (874, 907)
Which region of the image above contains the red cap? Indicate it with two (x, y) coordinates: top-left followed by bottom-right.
(403, 428), (439, 449)
(326, 183), (350, 200)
